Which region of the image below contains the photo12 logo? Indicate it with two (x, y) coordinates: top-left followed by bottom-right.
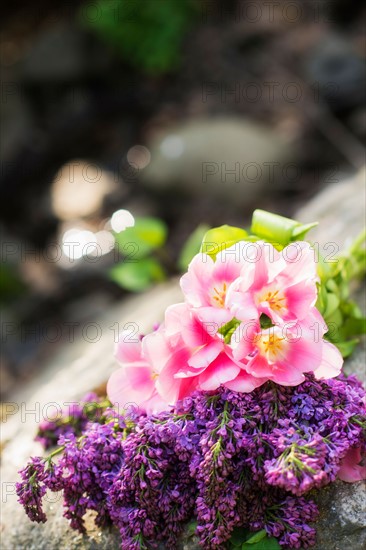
(200, 1), (336, 24)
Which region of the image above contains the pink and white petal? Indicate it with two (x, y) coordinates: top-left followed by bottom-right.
(234, 267), (256, 294)
(198, 353), (241, 391)
(337, 447), (366, 482)
(107, 365), (155, 408)
(195, 306), (233, 327)
(188, 339), (223, 369)
(181, 311), (215, 348)
(165, 303), (208, 348)
(142, 330), (173, 374)
(231, 322), (259, 358)
(269, 362), (306, 386)
(180, 253), (214, 307)
(155, 347), (193, 404)
(213, 242), (248, 283)
(313, 340), (343, 380)
(164, 303), (189, 337)
(285, 326), (324, 373)
(224, 370), (266, 392)
(156, 368), (185, 405)
(226, 288), (259, 322)
(251, 241), (285, 288)
(281, 242), (318, 284)
(284, 279), (318, 321)
(245, 354), (275, 378)
(175, 376), (199, 402)
(257, 301), (284, 326)
(114, 331), (142, 364)
(142, 391), (170, 415)
(300, 308), (329, 336)
(174, 364), (208, 378)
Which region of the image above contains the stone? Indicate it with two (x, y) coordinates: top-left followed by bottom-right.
(142, 118), (292, 207)
(1, 172), (365, 549)
(313, 481), (366, 550)
(295, 168), (366, 253)
(0, 281), (184, 549)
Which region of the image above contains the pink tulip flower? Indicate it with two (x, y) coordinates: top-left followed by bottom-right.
(337, 447), (366, 482)
(146, 303), (265, 403)
(107, 330), (168, 414)
(227, 241), (319, 325)
(180, 242), (256, 326)
(231, 310), (343, 386)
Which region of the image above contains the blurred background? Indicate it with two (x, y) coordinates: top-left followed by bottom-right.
(1, 0), (365, 401)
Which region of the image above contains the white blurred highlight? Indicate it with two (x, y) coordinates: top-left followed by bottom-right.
(127, 145), (151, 169)
(160, 135), (185, 159)
(110, 209), (135, 233)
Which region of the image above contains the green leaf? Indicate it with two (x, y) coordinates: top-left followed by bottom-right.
(260, 314), (275, 329)
(251, 209), (317, 246)
(186, 520), (197, 538)
(217, 318), (241, 344)
(317, 254), (336, 281)
(114, 217), (168, 259)
(110, 257), (166, 292)
(340, 300), (362, 319)
(334, 339), (359, 358)
(324, 308), (343, 332)
(242, 536), (281, 550)
(229, 528), (280, 550)
(200, 225), (248, 259)
(346, 317), (366, 335)
(338, 317), (366, 339)
(251, 209), (297, 245)
(229, 526), (252, 547)
(292, 221), (318, 240)
(325, 279), (339, 294)
(323, 292), (340, 319)
(178, 224), (210, 271)
(244, 529), (267, 544)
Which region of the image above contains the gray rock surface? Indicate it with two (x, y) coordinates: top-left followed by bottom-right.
(1, 171), (365, 549)
(313, 480), (366, 550)
(142, 118), (292, 206)
(295, 168), (366, 253)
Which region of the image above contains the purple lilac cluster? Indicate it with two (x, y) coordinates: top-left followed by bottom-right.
(35, 392), (110, 449)
(17, 374), (366, 550)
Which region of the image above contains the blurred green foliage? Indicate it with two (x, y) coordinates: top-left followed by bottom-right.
(81, 0), (198, 74)
(316, 229), (366, 357)
(114, 217), (168, 259)
(0, 263), (27, 305)
(111, 216), (168, 292)
(110, 255), (166, 292)
(200, 225), (249, 259)
(178, 223), (210, 271)
(110, 218), (211, 292)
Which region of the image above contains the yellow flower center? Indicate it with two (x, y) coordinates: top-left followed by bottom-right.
(211, 282), (228, 308)
(258, 288), (287, 313)
(258, 332), (287, 362)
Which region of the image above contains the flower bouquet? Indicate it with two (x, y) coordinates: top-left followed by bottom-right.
(17, 210), (366, 549)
